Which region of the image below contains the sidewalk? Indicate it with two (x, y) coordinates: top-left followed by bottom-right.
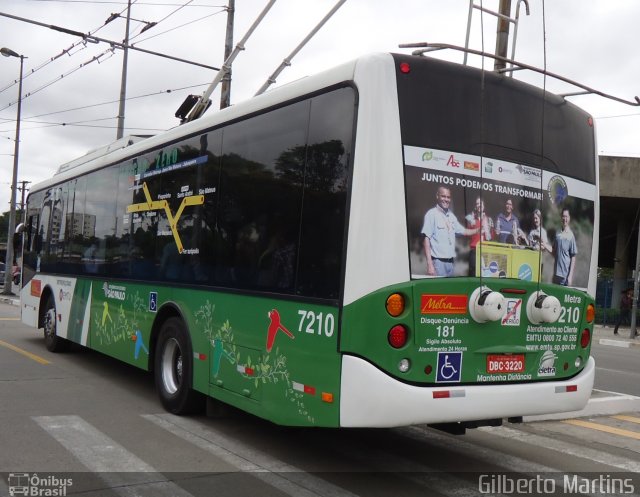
(594, 323), (640, 348)
(0, 293), (19, 307)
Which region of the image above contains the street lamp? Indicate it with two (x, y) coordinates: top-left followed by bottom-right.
(1, 46), (25, 295)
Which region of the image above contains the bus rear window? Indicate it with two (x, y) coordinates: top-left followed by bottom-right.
(394, 56), (596, 287)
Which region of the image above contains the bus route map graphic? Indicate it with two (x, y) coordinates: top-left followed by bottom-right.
(127, 182), (204, 254)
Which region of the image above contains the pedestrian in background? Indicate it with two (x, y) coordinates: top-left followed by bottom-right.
(614, 288), (633, 335)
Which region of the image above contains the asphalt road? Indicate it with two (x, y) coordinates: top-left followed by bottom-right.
(0, 301), (639, 497)
(592, 338), (640, 397)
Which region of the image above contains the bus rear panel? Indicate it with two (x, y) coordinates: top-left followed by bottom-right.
(339, 54), (596, 427)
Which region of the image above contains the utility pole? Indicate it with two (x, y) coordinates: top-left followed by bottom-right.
(630, 219), (640, 339)
(116, 0), (132, 139)
(18, 180), (31, 221)
(219, 0), (235, 109)
(494, 0), (512, 71)
(1, 47), (24, 295)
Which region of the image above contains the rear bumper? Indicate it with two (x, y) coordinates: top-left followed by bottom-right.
(339, 355), (595, 428)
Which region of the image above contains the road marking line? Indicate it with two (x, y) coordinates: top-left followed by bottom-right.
(613, 414), (640, 424)
(143, 413), (358, 497)
(562, 418), (640, 440)
(598, 338), (632, 348)
(400, 426), (612, 497)
(0, 317), (20, 320)
(149, 414), (483, 497)
(478, 425), (640, 472)
(33, 415), (194, 497)
(0, 339), (50, 364)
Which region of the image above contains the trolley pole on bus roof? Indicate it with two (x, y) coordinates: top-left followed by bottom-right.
(183, 0), (277, 122)
(219, 0), (234, 110)
(254, 0), (347, 96)
(116, 0), (132, 140)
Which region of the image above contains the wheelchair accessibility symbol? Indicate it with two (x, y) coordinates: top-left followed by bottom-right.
(436, 351), (462, 382)
(149, 291), (158, 313)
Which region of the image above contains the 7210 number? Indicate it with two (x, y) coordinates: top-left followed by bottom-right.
(297, 310), (335, 337)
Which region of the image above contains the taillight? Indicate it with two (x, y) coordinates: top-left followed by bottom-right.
(399, 62), (411, 74)
(388, 325), (408, 348)
(586, 303), (595, 323)
(386, 293), (405, 317)
(580, 328), (591, 348)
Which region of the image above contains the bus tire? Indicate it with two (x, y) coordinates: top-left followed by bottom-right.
(154, 317), (203, 415)
(43, 297), (69, 352)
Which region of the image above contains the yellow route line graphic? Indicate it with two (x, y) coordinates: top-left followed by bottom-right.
(127, 182), (204, 253)
(613, 414), (640, 425)
(562, 419), (640, 440)
(0, 339), (50, 365)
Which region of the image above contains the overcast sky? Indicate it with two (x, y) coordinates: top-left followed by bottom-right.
(1, 0), (639, 214)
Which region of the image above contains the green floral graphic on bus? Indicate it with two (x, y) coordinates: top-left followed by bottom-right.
(92, 286), (150, 361)
(195, 300), (314, 423)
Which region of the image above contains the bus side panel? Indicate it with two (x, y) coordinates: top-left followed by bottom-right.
(81, 278), (341, 426)
(20, 280), (39, 328)
(88, 279), (156, 369)
(174, 290), (342, 427)
(343, 53), (409, 307)
(20, 275), (90, 345)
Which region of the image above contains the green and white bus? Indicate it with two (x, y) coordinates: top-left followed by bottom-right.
(20, 53), (597, 429)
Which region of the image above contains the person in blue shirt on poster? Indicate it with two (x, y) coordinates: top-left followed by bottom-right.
(422, 185), (477, 277)
(552, 207), (577, 286)
(496, 198), (521, 244)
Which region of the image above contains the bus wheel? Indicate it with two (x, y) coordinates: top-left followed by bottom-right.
(154, 317), (203, 415)
(43, 297), (69, 352)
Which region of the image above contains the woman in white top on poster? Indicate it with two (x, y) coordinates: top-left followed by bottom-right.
(527, 208), (551, 253)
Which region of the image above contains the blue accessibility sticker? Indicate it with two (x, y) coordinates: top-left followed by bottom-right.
(149, 291), (158, 313)
(436, 351), (463, 382)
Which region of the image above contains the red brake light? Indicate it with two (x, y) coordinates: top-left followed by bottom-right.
(580, 328), (591, 348)
(388, 325), (408, 348)
(399, 62), (411, 74)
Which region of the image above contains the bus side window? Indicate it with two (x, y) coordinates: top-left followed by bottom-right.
(216, 100), (309, 293)
(297, 87), (355, 299)
(26, 215), (36, 253)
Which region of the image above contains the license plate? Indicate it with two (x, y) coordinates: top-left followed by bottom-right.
(486, 354), (525, 373)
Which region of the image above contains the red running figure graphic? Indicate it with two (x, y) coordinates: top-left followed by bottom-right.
(266, 309), (295, 352)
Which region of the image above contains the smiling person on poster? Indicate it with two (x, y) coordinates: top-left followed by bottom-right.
(527, 208), (552, 253)
(496, 198), (521, 244)
(465, 196), (494, 276)
(422, 186), (478, 277)
(552, 208), (577, 286)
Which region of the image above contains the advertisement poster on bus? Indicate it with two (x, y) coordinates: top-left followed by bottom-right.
(404, 146), (596, 289)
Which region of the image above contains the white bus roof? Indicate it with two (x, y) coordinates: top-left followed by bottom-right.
(30, 53), (371, 195)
